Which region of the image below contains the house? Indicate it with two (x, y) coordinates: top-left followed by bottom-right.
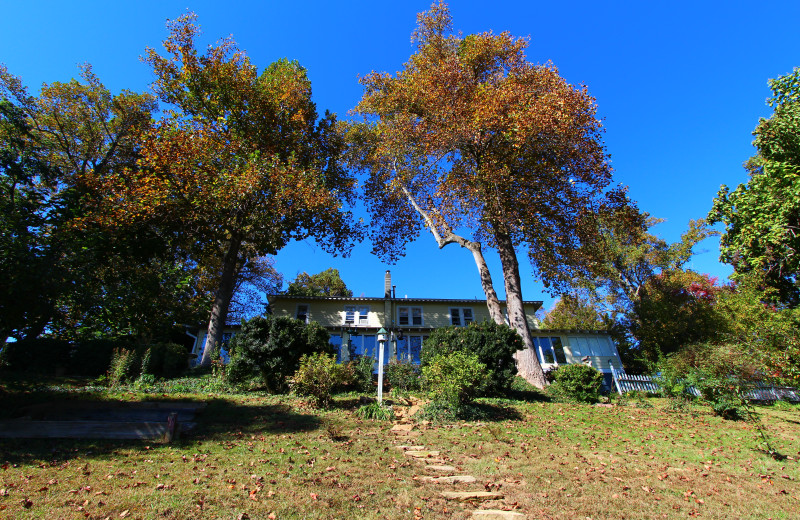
(266, 271), (624, 389)
(188, 270), (623, 388)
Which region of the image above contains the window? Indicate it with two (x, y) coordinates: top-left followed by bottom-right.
(569, 336), (614, 357)
(344, 305), (370, 325)
(450, 307), (474, 326)
(534, 336), (567, 365)
(296, 304), (309, 323)
(398, 306), (423, 326)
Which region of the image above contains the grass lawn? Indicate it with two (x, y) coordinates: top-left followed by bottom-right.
(0, 377), (798, 519)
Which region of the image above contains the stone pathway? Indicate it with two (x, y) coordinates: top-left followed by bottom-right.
(391, 409), (527, 519)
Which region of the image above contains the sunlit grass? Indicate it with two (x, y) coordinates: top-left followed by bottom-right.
(0, 377), (798, 519)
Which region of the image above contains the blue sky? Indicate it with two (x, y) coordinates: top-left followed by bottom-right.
(3, 1), (799, 310)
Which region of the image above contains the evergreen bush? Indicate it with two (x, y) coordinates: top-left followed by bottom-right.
(547, 363), (604, 404)
(385, 359), (421, 397)
(226, 315), (332, 392)
(421, 321), (522, 396)
(0, 338), (72, 374)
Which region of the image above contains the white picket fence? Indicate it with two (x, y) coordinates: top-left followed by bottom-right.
(608, 364), (799, 402)
(609, 365), (661, 394)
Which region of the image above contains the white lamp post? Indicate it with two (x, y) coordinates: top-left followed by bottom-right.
(377, 327), (387, 404)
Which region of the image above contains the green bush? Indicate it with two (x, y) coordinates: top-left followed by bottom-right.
(656, 343), (761, 420)
(226, 316), (332, 392)
(422, 350), (486, 406)
(69, 338), (133, 376)
(421, 321), (521, 396)
(547, 363), (604, 404)
(0, 338), (72, 374)
(350, 354), (375, 394)
(291, 352), (352, 407)
(142, 342), (188, 378)
(385, 359), (421, 397)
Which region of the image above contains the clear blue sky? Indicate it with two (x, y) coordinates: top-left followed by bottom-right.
(3, 1), (799, 310)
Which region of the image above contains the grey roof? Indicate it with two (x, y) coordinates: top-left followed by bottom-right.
(268, 294), (542, 307)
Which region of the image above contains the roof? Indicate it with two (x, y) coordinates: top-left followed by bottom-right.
(268, 294), (543, 308)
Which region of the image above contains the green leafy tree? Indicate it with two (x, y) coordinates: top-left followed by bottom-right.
(629, 269), (728, 365)
(709, 67), (800, 307)
(99, 14), (359, 364)
(1, 65), (200, 342)
(541, 292), (610, 330)
(350, 2), (624, 387)
(285, 268), (352, 297)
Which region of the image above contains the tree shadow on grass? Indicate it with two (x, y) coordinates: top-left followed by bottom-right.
(0, 391), (322, 465)
(195, 398), (321, 437)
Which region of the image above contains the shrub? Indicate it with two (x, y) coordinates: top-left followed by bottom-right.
(350, 354), (375, 394)
(291, 352), (351, 407)
(226, 315), (332, 392)
(422, 350), (486, 406)
(385, 359), (421, 397)
(547, 363), (603, 404)
(421, 321), (521, 396)
(657, 343), (762, 420)
(69, 338), (133, 376)
(0, 338), (72, 374)
(143, 342), (188, 378)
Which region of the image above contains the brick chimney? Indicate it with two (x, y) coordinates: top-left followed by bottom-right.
(384, 270), (392, 299)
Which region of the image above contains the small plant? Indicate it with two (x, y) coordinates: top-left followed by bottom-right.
(547, 363), (604, 404)
(107, 347), (142, 386)
(421, 350), (486, 407)
(355, 401), (394, 421)
(291, 352), (351, 408)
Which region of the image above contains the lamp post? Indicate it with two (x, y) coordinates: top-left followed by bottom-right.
(377, 327), (387, 404)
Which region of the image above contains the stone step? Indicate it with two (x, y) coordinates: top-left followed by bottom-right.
(441, 491), (504, 502)
(471, 510), (526, 520)
(395, 445), (426, 451)
(420, 475), (477, 484)
(425, 464), (456, 472)
(390, 423), (415, 432)
(404, 450), (440, 459)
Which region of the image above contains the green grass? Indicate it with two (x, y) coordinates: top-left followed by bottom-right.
(1, 375), (799, 519)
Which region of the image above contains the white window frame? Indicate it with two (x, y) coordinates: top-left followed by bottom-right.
(344, 305), (370, 325)
(296, 304), (309, 323)
(398, 306), (423, 326)
(450, 307), (474, 326)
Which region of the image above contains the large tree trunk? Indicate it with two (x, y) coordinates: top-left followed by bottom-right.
(494, 228), (547, 389)
(400, 184), (504, 323)
(468, 244), (505, 325)
(199, 237), (242, 367)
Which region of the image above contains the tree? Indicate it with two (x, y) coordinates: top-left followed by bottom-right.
(541, 292), (610, 331)
(709, 67), (800, 307)
(285, 268), (352, 297)
(629, 269), (728, 364)
(350, 2), (622, 387)
(97, 14), (358, 365)
(1, 65), (198, 342)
